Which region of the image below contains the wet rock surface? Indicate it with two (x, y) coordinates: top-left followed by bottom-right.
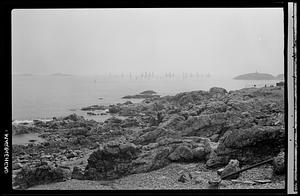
(12, 86), (285, 189)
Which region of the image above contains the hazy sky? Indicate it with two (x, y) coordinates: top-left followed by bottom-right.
(12, 8), (284, 76)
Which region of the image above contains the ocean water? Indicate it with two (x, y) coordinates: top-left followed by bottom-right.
(12, 133), (45, 145)
(12, 75), (281, 122)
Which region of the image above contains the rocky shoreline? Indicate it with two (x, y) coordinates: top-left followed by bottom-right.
(12, 86), (285, 190)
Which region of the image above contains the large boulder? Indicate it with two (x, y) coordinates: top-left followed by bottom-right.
(84, 135), (213, 180)
(84, 141), (140, 180)
(63, 113), (84, 121)
(168, 145), (193, 161)
(167, 137), (211, 162)
(84, 140), (174, 180)
(71, 166), (85, 180)
(14, 164), (71, 189)
(209, 87), (227, 95)
(206, 126), (285, 167)
(219, 126), (284, 149)
(133, 137), (211, 173)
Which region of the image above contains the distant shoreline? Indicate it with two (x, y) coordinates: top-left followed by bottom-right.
(234, 72), (284, 80)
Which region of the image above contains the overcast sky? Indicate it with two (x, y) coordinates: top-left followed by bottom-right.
(12, 8), (284, 77)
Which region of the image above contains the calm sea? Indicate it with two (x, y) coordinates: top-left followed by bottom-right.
(12, 75), (281, 122)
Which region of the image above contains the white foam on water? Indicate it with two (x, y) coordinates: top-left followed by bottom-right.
(12, 118), (52, 125)
(12, 120), (34, 125)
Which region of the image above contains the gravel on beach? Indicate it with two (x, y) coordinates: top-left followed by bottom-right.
(28, 162), (285, 190)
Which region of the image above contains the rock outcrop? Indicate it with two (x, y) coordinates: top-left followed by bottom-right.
(206, 126), (285, 168)
(14, 163), (71, 189)
(84, 137), (212, 180)
(12, 86), (285, 188)
(84, 141), (140, 180)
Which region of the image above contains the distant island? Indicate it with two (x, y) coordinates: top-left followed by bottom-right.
(234, 72), (283, 80)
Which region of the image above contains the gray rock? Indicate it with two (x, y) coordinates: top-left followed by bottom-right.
(63, 113), (84, 121)
(108, 105), (121, 113)
(192, 146), (206, 160)
(206, 150), (229, 168)
(71, 166), (85, 180)
(206, 125), (285, 167)
(14, 164), (71, 189)
(178, 173), (189, 183)
(273, 151), (285, 175)
(168, 145), (193, 161)
(84, 141), (140, 180)
(220, 159), (240, 180)
(209, 87), (227, 94)
(210, 134), (219, 142)
(13, 163), (23, 170)
(217, 168), (224, 176)
(123, 101), (133, 105)
(53, 166), (72, 180)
